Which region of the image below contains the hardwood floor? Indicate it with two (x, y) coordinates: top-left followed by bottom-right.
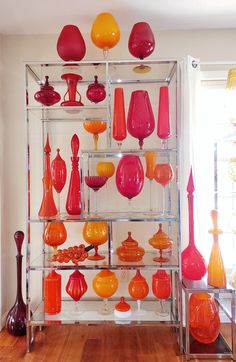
(0, 325), (231, 362)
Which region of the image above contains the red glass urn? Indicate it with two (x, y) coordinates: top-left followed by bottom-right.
(34, 76), (61, 106)
(86, 75), (106, 103)
(66, 270), (88, 302)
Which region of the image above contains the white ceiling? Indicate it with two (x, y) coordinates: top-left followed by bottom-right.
(1, 0), (236, 35)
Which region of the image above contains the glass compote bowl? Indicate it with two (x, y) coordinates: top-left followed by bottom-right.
(154, 163), (174, 216)
(152, 270), (171, 317)
(83, 120), (107, 150)
(148, 223), (173, 262)
(85, 176), (108, 213)
(93, 269), (118, 315)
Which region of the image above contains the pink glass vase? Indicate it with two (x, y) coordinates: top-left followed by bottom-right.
(127, 90), (155, 149)
(112, 88), (127, 148)
(157, 86), (171, 147)
(61, 73), (84, 107)
(66, 134), (81, 215)
(57, 25), (86, 61)
(116, 155), (144, 200)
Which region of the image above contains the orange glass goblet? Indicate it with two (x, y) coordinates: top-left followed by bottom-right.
(154, 163), (174, 215)
(83, 120), (107, 150)
(43, 222), (67, 255)
(148, 223), (173, 262)
(152, 270), (171, 316)
(128, 270), (149, 315)
(93, 269), (118, 314)
(82, 221), (108, 260)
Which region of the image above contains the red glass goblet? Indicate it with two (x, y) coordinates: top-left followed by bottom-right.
(85, 176), (108, 213)
(154, 163), (174, 215)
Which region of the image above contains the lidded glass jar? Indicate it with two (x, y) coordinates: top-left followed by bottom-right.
(116, 232), (145, 262)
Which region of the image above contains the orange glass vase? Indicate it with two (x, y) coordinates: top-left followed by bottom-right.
(43, 222), (67, 254)
(208, 210), (226, 288)
(83, 120), (107, 150)
(116, 231), (145, 262)
(189, 293), (220, 344)
(128, 270), (149, 315)
(93, 269), (118, 314)
(144, 151), (157, 211)
(82, 221), (108, 260)
(44, 270), (61, 315)
(148, 223), (173, 262)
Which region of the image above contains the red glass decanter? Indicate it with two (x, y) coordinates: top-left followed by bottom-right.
(86, 75), (106, 103)
(66, 134), (81, 215)
(51, 148), (67, 214)
(66, 270), (88, 313)
(38, 135), (57, 219)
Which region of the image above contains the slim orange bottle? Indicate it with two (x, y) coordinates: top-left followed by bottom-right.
(44, 270), (61, 315)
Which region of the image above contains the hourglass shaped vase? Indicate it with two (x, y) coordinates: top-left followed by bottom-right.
(152, 270), (171, 316)
(51, 148), (67, 215)
(93, 270), (118, 314)
(66, 270), (88, 314)
(127, 90), (155, 149)
(157, 86), (171, 148)
(61, 73), (84, 107)
(208, 210), (226, 288)
(154, 163), (174, 216)
(66, 134), (81, 215)
(128, 270), (149, 315)
(83, 221), (108, 260)
(144, 151), (157, 211)
(43, 222), (67, 255)
(112, 88), (127, 148)
(148, 224), (173, 262)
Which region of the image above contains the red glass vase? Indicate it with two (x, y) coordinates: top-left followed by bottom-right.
(57, 25), (86, 61)
(127, 90), (155, 149)
(86, 75), (106, 103)
(66, 270), (88, 302)
(66, 134), (81, 215)
(38, 135), (58, 219)
(51, 148), (67, 214)
(189, 293), (220, 344)
(61, 73), (84, 107)
(116, 155), (144, 200)
(34, 76), (61, 106)
(157, 86), (171, 145)
(128, 22), (155, 60)
(5, 231), (26, 336)
(112, 88), (127, 148)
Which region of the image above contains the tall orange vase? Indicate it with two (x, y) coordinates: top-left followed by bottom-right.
(44, 270), (61, 315)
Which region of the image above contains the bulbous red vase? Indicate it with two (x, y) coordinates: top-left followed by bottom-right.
(57, 25), (86, 61)
(128, 22), (155, 60)
(86, 75), (106, 103)
(66, 270), (88, 302)
(34, 76), (61, 106)
(116, 155), (144, 200)
(127, 90), (155, 149)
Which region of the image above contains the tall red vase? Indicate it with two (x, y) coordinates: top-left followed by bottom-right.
(57, 25), (86, 61)
(157, 86), (171, 143)
(66, 134), (81, 215)
(128, 22), (155, 60)
(112, 88), (127, 147)
(127, 90), (155, 149)
(116, 155), (144, 200)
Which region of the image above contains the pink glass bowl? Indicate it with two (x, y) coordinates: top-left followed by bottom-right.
(85, 176), (108, 191)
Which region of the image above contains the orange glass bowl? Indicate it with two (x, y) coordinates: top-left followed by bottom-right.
(82, 221), (108, 260)
(148, 223), (173, 262)
(43, 222), (67, 254)
(92, 269), (118, 298)
(189, 293), (220, 344)
(116, 232), (145, 262)
(83, 120), (107, 150)
(96, 162), (115, 179)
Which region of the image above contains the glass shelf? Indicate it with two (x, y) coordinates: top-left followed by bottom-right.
(29, 251), (179, 271)
(182, 277), (235, 293)
(81, 148), (177, 157)
(31, 299), (177, 326)
(29, 212), (179, 223)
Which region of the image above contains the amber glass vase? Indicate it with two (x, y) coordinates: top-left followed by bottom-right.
(93, 269), (118, 314)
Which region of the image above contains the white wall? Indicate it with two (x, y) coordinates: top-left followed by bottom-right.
(0, 34), (3, 327)
(1, 28), (236, 325)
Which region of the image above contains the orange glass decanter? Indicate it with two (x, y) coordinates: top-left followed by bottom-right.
(44, 270), (61, 315)
(43, 222), (67, 254)
(144, 151), (157, 211)
(38, 135), (57, 219)
(128, 270), (149, 315)
(208, 210), (226, 288)
(148, 223), (173, 262)
(66, 270), (88, 313)
(83, 120), (107, 150)
(93, 269), (118, 314)
(82, 221), (108, 260)
(116, 231), (145, 262)
(189, 293), (220, 344)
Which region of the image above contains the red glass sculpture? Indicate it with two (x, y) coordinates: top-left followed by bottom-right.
(61, 73), (84, 107)
(181, 169), (207, 280)
(38, 135), (58, 219)
(66, 270), (87, 312)
(86, 75), (106, 103)
(5, 231), (26, 336)
(34, 76), (61, 106)
(116, 155), (144, 200)
(152, 270), (171, 316)
(44, 270), (61, 315)
(66, 134), (81, 215)
(57, 25), (86, 61)
(51, 148), (67, 214)
(127, 90), (155, 149)
(189, 293), (220, 344)
(128, 22), (155, 60)
(128, 270), (149, 315)
(157, 86), (171, 147)
(112, 88), (127, 148)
